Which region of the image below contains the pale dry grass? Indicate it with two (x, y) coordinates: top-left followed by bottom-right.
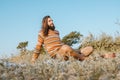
(0, 51), (120, 80)
(1, 32), (120, 80)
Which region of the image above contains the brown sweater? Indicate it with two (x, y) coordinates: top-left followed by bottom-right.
(34, 29), (63, 56)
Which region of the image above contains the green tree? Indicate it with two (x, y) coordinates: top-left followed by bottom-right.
(62, 31), (83, 46)
(17, 41), (28, 52)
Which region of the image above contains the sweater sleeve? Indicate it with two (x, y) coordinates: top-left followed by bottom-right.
(31, 31), (44, 62)
(34, 32), (44, 54)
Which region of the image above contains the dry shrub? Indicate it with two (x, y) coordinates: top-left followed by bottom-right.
(1, 32), (120, 80)
(80, 32), (120, 52)
(0, 51), (120, 80)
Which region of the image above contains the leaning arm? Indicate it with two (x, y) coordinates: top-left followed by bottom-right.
(31, 33), (44, 62)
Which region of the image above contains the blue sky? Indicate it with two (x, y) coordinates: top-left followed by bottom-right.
(0, 0), (120, 57)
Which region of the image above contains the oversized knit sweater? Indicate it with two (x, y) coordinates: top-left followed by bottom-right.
(34, 29), (64, 56)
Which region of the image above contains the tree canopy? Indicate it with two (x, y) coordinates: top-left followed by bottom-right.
(62, 31), (83, 46)
(17, 41), (28, 52)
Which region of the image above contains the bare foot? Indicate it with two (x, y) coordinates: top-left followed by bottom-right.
(101, 53), (116, 58)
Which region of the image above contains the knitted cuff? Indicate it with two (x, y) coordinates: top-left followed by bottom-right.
(32, 53), (40, 60)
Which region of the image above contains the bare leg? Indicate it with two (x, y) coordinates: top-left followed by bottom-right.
(80, 46), (93, 57)
(58, 45), (85, 60)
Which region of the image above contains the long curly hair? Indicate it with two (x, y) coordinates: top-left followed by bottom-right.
(41, 15), (55, 36)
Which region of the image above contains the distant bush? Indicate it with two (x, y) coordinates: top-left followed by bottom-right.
(79, 32), (120, 52)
